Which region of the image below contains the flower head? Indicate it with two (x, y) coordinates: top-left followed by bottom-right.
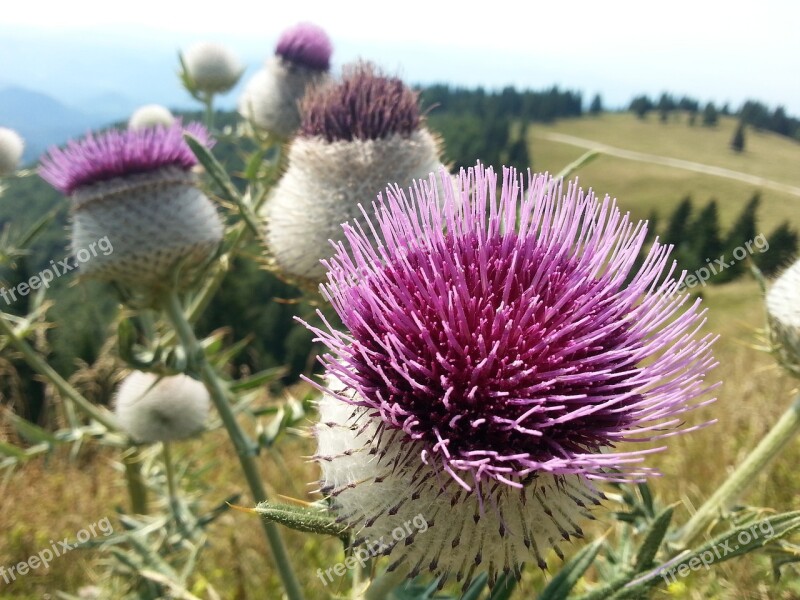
(182, 42), (243, 94)
(237, 22), (332, 138)
(767, 258), (800, 377)
(129, 104), (175, 130)
(299, 62), (420, 142)
(265, 62), (442, 283)
(39, 122), (222, 294)
(114, 371), (211, 443)
(275, 22), (333, 71)
(308, 165), (717, 583)
(40, 121), (211, 195)
(0, 127), (24, 176)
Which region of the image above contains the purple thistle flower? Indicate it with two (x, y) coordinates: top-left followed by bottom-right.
(275, 22), (333, 71)
(299, 62), (421, 142)
(308, 165), (717, 584)
(38, 121), (222, 295)
(39, 121), (212, 195)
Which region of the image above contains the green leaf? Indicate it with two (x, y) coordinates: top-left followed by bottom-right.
(184, 134), (262, 237)
(0, 440), (28, 459)
(230, 366), (287, 392)
(488, 571), (519, 600)
(554, 149), (599, 181)
(4, 410), (59, 445)
(539, 536), (605, 600)
(615, 511), (800, 598)
(459, 572), (489, 600)
(634, 506), (674, 571)
(255, 501), (349, 541)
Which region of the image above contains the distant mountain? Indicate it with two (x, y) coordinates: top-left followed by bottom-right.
(0, 86), (108, 164)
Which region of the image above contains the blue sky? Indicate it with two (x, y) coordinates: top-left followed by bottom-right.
(2, 0), (799, 115)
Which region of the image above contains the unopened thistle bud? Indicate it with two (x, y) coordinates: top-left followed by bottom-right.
(129, 104), (175, 130)
(114, 371), (211, 443)
(0, 127), (24, 176)
(265, 62), (444, 284)
(39, 122), (223, 295)
(238, 22), (332, 138)
(767, 259), (800, 377)
(182, 42), (243, 95)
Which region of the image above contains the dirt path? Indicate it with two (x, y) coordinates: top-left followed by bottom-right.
(536, 131), (800, 198)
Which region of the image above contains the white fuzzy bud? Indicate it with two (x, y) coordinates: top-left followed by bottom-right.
(114, 371), (211, 443)
(128, 105), (175, 130)
(767, 259), (800, 376)
(0, 127), (24, 176)
(183, 42), (243, 94)
(237, 58), (327, 138)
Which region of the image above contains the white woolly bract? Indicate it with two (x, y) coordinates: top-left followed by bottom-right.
(128, 105), (175, 130)
(315, 393), (598, 584)
(183, 42), (242, 94)
(237, 58), (327, 138)
(767, 259), (800, 375)
(114, 371), (211, 443)
(265, 129), (443, 283)
(70, 167), (223, 291)
(0, 127), (24, 176)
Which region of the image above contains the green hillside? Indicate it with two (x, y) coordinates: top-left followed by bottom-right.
(529, 113), (800, 233)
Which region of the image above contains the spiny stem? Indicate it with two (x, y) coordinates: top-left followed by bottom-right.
(122, 446), (149, 515)
(674, 393), (800, 548)
(164, 292), (304, 600)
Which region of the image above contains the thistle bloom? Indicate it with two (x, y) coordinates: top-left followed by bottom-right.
(128, 104), (175, 130)
(265, 62), (443, 283)
(182, 42), (243, 95)
(39, 122), (223, 294)
(114, 371), (211, 443)
(238, 22), (332, 137)
(308, 165), (716, 585)
(767, 259), (800, 377)
(0, 127), (24, 176)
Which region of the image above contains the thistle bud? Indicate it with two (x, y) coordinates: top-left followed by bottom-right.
(767, 259), (800, 377)
(128, 104), (175, 130)
(39, 122), (223, 295)
(182, 42), (243, 95)
(0, 127), (24, 176)
(264, 62), (444, 284)
(238, 22), (332, 138)
(114, 371), (211, 443)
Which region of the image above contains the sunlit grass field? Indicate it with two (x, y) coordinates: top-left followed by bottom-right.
(1, 112), (799, 599)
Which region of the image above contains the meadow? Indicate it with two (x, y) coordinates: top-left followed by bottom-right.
(1, 108), (799, 599)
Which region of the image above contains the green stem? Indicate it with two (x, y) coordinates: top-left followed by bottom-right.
(163, 442), (178, 506)
(164, 292), (304, 600)
(0, 312), (119, 431)
(122, 446), (149, 515)
(203, 93), (215, 130)
(675, 393), (800, 548)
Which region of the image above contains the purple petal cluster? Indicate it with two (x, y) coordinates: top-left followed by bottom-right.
(39, 121), (212, 195)
(307, 165), (717, 490)
(275, 22), (333, 71)
(299, 62), (421, 142)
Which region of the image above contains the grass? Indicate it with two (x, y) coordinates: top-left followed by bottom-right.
(530, 113), (800, 234)
(2, 111), (800, 599)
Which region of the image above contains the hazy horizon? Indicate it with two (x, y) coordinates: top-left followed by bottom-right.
(2, 1), (799, 119)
